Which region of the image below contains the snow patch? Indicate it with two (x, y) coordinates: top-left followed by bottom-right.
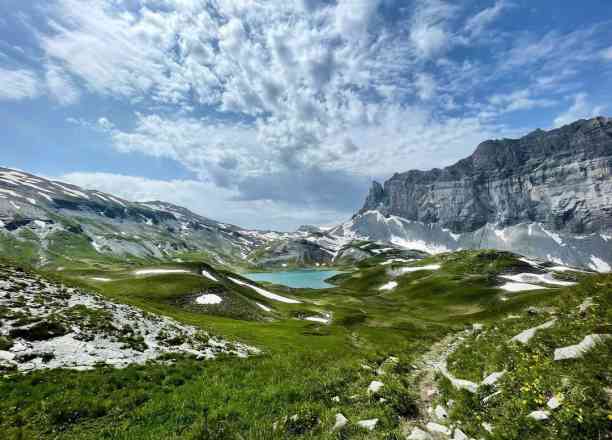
(196, 294), (223, 305)
(133, 269), (191, 276)
(499, 282), (548, 292)
(588, 256), (611, 273)
(378, 281), (398, 291)
(228, 277), (301, 304)
(256, 302), (272, 312)
(201, 269), (218, 282)
(388, 264), (441, 277)
(500, 272), (576, 287)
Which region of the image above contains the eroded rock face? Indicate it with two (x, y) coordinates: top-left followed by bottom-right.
(360, 117), (612, 235)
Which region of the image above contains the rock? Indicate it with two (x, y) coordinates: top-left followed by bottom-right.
(426, 422), (451, 436)
(332, 413), (348, 431)
(528, 410), (550, 421)
(407, 427), (433, 440)
(511, 320), (556, 344)
(547, 396), (562, 410)
(356, 418), (378, 431)
(434, 405), (449, 420)
(438, 361), (478, 393)
(453, 428), (469, 440)
(377, 355), (399, 375)
(577, 297), (595, 313)
(368, 380), (384, 394)
(482, 422), (493, 433)
(554, 334), (611, 360)
(482, 370), (506, 386)
(482, 391), (501, 403)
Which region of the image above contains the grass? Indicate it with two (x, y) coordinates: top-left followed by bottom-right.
(0, 249), (609, 439)
(434, 274), (612, 440)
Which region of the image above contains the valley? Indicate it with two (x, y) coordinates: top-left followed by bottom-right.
(1, 246), (609, 439)
(0, 118), (610, 439)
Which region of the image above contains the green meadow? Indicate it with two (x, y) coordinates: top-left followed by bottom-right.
(0, 250), (610, 439)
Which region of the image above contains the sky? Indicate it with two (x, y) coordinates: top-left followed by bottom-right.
(1, 0), (611, 231)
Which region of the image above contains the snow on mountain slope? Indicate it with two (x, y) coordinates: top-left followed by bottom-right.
(329, 210), (612, 272)
(0, 167), (282, 266)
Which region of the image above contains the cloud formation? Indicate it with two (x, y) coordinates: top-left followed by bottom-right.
(1, 0), (610, 229)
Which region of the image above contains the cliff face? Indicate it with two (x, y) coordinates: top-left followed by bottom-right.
(361, 117), (612, 234)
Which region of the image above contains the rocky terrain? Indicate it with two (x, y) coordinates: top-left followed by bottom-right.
(338, 118), (612, 271)
(0, 263), (256, 372)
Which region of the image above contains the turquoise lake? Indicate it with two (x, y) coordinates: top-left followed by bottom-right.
(243, 270), (342, 289)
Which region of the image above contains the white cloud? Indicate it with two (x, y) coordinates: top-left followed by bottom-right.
(464, 0), (510, 39)
(602, 46), (612, 61)
(414, 72), (437, 100)
(0, 67), (39, 100)
(45, 65), (80, 105)
(409, 0), (456, 59)
(488, 89), (556, 113)
(16, 0), (610, 227)
(58, 172), (351, 230)
(553, 93), (605, 128)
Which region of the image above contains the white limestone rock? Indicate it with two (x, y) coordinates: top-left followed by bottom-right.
(554, 334), (611, 360)
(332, 413), (348, 431)
(356, 418), (378, 431)
(511, 319), (556, 344)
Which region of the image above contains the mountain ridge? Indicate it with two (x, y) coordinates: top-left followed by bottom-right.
(360, 116), (612, 234)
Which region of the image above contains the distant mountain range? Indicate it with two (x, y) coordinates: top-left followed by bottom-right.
(1, 117), (610, 271)
(333, 117), (612, 271)
(0, 168), (381, 269)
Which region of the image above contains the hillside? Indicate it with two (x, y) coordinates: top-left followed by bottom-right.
(1, 249), (609, 439)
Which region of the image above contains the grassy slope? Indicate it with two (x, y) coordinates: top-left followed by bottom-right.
(0, 250), (609, 439)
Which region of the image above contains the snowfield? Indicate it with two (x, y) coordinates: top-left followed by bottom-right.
(388, 264), (441, 278)
(499, 272), (576, 287)
(133, 269), (191, 276)
(499, 282), (548, 292)
(228, 277), (301, 304)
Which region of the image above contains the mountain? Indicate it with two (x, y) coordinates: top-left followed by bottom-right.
(0, 167), (292, 268)
(335, 117), (612, 271)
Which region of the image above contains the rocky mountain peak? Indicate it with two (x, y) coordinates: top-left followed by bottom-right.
(357, 117), (612, 235)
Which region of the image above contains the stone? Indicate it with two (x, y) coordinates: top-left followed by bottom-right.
(332, 413), (348, 431)
(482, 391), (501, 403)
(356, 418), (378, 431)
(426, 422), (451, 436)
(439, 361), (478, 393)
(528, 410), (550, 421)
(511, 320), (556, 344)
(547, 396), (562, 410)
(482, 422), (493, 433)
(407, 427), (433, 440)
(453, 428), (469, 440)
(434, 405), (449, 420)
(368, 380), (384, 394)
(554, 334), (611, 360)
(482, 370), (506, 386)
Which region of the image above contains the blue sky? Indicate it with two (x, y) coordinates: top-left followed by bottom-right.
(1, 0), (611, 230)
